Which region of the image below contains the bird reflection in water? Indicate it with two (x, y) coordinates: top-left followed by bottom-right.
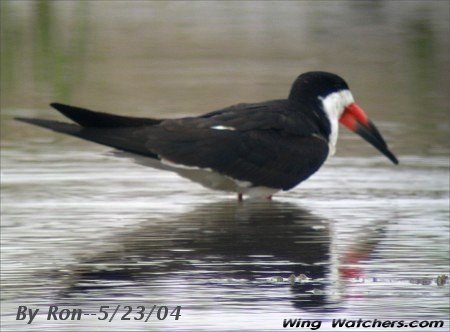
(60, 201), (388, 311)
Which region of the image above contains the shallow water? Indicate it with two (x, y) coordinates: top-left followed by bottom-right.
(2, 134), (449, 331)
(1, 1), (449, 331)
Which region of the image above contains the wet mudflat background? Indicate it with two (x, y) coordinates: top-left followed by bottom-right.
(1, 1), (449, 331)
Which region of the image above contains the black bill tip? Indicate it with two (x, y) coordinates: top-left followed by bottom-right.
(356, 121), (399, 165)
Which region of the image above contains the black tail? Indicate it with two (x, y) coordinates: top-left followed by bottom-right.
(15, 104), (162, 159)
(15, 117), (82, 136)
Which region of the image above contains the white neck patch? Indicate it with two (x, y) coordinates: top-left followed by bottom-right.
(318, 89), (354, 156)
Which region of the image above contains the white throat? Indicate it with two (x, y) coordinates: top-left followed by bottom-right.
(319, 89), (354, 156)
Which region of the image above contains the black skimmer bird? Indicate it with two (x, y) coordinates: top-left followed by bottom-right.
(16, 71), (398, 200)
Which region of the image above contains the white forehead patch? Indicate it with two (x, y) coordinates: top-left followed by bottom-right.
(318, 89), (354, 156)
(319, 89), (354, 120)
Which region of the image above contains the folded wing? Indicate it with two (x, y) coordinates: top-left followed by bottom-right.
(16, 102), (329, 190)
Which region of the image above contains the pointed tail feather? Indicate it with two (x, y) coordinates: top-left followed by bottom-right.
(15, 102), (163, 158)
(15, 117), (159, 159)
(15, 117), (82, 136)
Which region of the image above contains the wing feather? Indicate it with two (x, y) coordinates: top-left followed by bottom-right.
(19, 101), (329, 190)
(142, 114), (329, 190)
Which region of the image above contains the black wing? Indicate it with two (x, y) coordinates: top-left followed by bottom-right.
(142, 101), (329, 190)
(146, 126), (328, 190)
(48, 103), (162, 127)
(16, 101), (329, 190)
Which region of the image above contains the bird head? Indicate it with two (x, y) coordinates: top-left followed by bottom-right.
(289, 71), (398, 164)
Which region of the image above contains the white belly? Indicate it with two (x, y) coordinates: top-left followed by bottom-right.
(110, 151), (280, 198)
